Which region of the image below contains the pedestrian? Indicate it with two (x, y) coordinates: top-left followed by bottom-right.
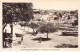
(21, 36), (23, 42)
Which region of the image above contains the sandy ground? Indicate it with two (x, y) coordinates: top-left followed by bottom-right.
(5, 24), (78, 48)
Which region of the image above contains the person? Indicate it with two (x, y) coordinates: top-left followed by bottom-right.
(21, 36), (23, 42)
(37, 32), (42, 43)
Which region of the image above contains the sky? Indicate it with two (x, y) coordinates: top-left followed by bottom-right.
(2, 0), (80, 10)
(26, 0), (80, 10)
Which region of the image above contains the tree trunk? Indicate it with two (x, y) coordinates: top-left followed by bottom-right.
(27, 22), (29, 31)
(35, 30), (38, 35)
(33, 29), (35, 35)
(4, 40), (7, 47)
(3, 23), (7, 31)
(47, 33), (48, 39)
(39, 37), (41, 43)
(3, 29), (7, 47)
(10, 23), (13, 35)
(10, 23), (13, 48)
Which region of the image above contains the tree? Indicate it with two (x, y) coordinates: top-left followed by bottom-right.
(3, 3), (15, 34)
(38, 23), (58, 39)
(29, 22), (39, 35)
(3, 3), (33, 33)
(3, 3), (33, 47)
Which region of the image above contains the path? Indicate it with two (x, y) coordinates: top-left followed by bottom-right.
(5, 24), (78, 48)
(12, 24), (78, 48)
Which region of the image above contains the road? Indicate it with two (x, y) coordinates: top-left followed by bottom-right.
(4, 24), (78, 48)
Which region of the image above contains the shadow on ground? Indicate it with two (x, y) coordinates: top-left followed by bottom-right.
(32, 37), (51, 41)
(55, 44), (78, 48)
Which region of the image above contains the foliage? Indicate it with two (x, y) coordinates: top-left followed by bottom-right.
(29, 22), (39, 29)
(3, 3), (33, 29)
(38, 23), (58, 33)
(19, 22), (27, 27)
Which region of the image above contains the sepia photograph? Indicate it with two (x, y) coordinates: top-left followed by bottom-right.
(2, 2), (78, 49)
